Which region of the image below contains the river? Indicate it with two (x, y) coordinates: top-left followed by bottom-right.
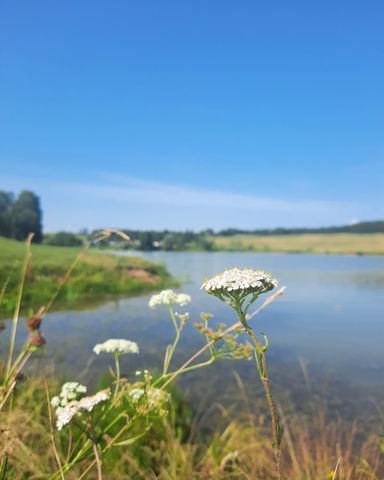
(7, 252), (384, 419)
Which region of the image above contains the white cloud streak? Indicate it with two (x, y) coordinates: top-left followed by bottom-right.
(2, 173), (356, 230)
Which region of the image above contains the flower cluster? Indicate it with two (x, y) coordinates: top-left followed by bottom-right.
(149, 290), (191, 309)
(51, 382), (87, 409)
(93, 339), (139, 355)
(202, 268), (277, 295)
(54, 389), (111, 430)
(128, 385), (170, 417)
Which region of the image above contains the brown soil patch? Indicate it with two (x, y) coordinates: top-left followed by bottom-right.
(127, 268), (160, 284)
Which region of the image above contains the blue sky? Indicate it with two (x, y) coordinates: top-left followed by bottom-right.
(1, 0), (383, 231)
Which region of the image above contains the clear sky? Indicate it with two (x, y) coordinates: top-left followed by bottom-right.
(1, 0), (383, 231)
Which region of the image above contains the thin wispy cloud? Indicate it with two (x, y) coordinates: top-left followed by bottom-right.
(2, 172), (358, 231)
(59, 174), (348, 213)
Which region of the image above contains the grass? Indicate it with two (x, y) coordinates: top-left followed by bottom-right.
(213, 233), (384, 255)
(1, 375), (382, 479)
(0, 236), (175, 316)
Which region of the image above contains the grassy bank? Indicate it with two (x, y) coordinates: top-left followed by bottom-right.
(1, 376), (382, 480)
(213, 233), (384, 255)
(0, 236), (174, 315)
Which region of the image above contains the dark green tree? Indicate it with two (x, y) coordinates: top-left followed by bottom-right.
(45, 231), (83, 247)
(139, 231), (155, 250)
(12, 190), (43, 243)
(0, 191), (14, 237)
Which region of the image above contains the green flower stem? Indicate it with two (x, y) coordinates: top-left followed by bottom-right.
(163, 306), (181, 375)
(113, 353), (121, 399)
(49, 411), (130, 480)
(235, 303), (283, 480)
(160, 356), (216, 383)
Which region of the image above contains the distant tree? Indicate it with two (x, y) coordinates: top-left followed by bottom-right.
(139, 231), (155, 250)
(45, 231), (83, 247)
(0, 191), (14, 237)
(11, 191), (43, 242)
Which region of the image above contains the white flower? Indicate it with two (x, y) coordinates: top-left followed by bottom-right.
(201, 268), (277, 295)
(129, 387), (145, 402)
(55, 389), (111, 430)
(93, 339), (139, 355)
(51, 382), (87, 409)
(56, 403), (79, 431)
(50, 396), (61, 408)
(149, 290), (191, 309)
(77, 389), (111, 412)
(175, 312), (190, 324)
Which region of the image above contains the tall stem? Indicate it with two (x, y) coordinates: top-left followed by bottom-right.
(113, 353), (120, 399)
(238, 307), (283, 480)
(163, 306), (181, 374)
(5, 234), (33, 378)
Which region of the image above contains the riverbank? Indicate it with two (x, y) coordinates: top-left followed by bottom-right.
(212, 233), (384, 255)
(0, 236), (175, 315)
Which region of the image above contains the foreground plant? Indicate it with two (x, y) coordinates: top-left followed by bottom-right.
(202, 268), (283, 480)
(43, 284), (284, 479)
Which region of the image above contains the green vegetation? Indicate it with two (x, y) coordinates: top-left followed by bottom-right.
(0, 190), (42, 242)
(1, 376), (382, 479)
(0, 236), (174, 315)
(44, 231), (83, 247)
(213, 233), (384, 255)
(95, 222), (384, 255)
(0, 264), (381, 479)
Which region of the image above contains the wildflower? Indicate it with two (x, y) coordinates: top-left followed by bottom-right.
(202, 268), (277, 295)
(26, 315), (42, 330)
(175, 312), (190, 325)
(51, 382), (87, 408)
(55, 389), (110, 430)
(149, 290), (191, 309)
(77, 389), (110, 412)
(129, 387), (145, 402)
(128, 386), (170, 416)
(93, 339), (139, 355)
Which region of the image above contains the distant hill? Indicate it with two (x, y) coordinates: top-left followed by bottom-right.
(217, 221), (384, 236)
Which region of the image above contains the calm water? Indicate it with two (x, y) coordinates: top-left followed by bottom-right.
(5, 252), (384, 415)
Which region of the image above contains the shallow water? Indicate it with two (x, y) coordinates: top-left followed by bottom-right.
(4, 252), (384, 417)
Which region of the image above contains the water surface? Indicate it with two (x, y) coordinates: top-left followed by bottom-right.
(6, 252), (384, 417)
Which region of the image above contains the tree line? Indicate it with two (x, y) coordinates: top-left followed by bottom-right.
(218, 221), (384, 236)
(0, 190), (43, 243)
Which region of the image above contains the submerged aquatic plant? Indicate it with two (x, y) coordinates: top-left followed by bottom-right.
(202, 267), (283, 480)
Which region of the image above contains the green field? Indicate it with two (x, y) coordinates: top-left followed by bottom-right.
(213, 233), (384, 255)
(0, 236), (174, 315)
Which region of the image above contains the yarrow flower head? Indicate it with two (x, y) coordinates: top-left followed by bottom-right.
(202, 268), (277, 296)
(54, 389), (111, 430)
(201, 268), (277, 320)
(149, 290), (191, 309)
(93, 339), (139, 355)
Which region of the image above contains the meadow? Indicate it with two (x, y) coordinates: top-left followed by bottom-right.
(213, 233), (384, 255)
(0, 236), (174, 315)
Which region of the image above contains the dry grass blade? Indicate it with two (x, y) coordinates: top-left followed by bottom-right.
(5, 233), (34, 378)
(45, 379), (65, 480)
(332, 457), (341, 480)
